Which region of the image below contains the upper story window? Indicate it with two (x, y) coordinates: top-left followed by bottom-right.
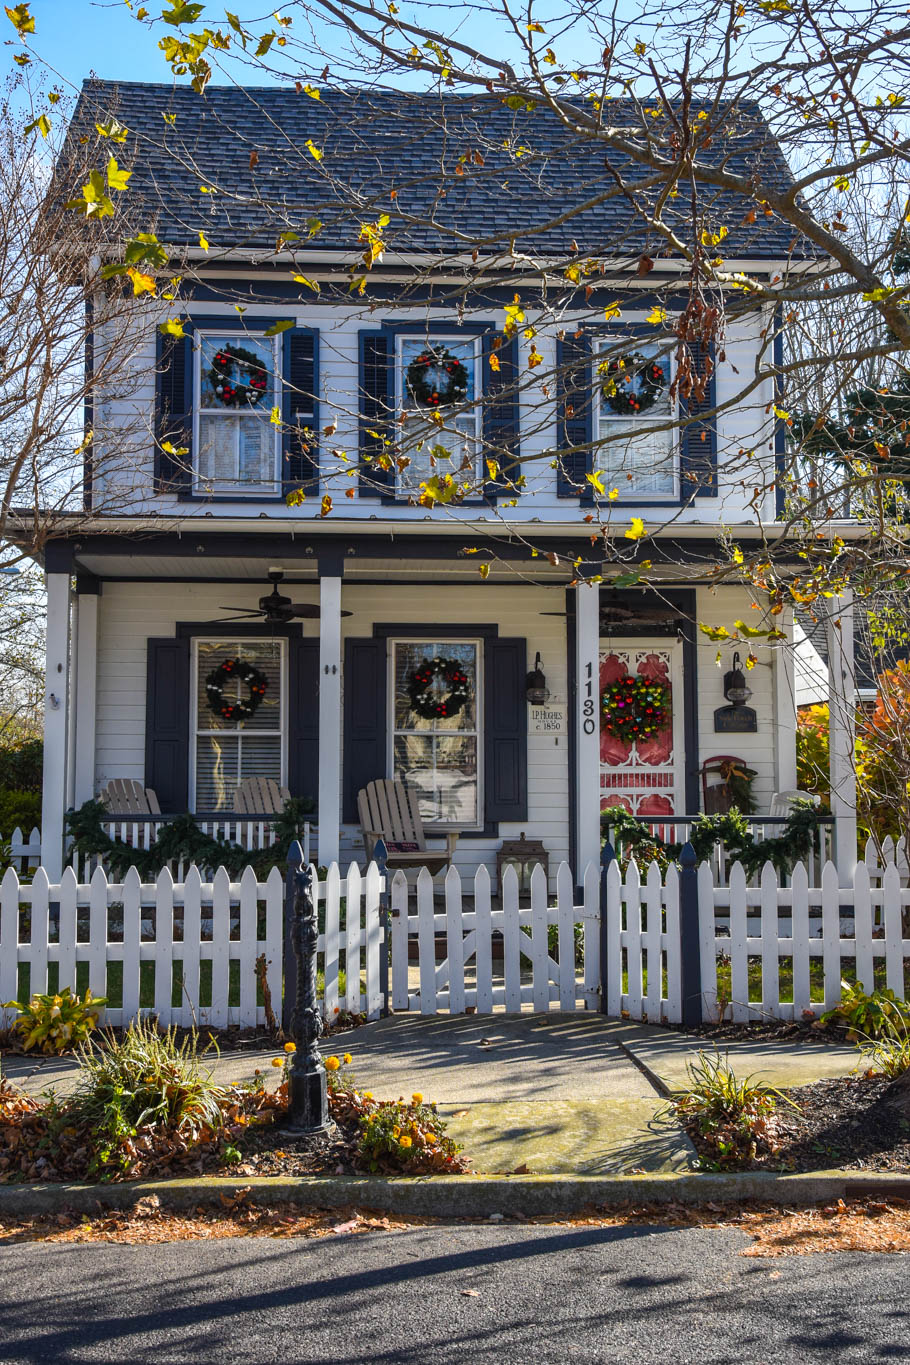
(195, 332), (281, 496)
(594, 340), (677, 499)
(396, 335), (481, 498)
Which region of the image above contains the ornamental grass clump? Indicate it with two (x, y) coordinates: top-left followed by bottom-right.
(671, 1050), (789, 1171)
(861, 1013), (910, 1079)
(64, 1018), (227, 1176)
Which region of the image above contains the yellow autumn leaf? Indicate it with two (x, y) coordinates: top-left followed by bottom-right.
(603, 302), (622, 321)
(319, 493), (333, 517)
(586, 470), (606, 495)
(608, 487), (619, 501)
(479, 563), (490, 579)
(625, 517), (646, 540)
(293, 273), (321, 292)
(126, 268), (156, 296)
(646, 305), (667, 325)
(270, 406), (282, 426)
(488, 352), (501, 372)
(198, 230), (209, 251)
(159, 318), (186, 338)
(306, 139), (323, 161)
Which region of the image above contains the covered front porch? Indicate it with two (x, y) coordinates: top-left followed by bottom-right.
(36, 529), (857, 884)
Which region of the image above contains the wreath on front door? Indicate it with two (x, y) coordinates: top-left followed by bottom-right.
(601, 674), (671, 741)
(207, 343), (269, 408)
(407, 656), (472, 720)
(601, 352), (667, 416)
(205, 658), (269, 722)
(405, 347), (470, 409)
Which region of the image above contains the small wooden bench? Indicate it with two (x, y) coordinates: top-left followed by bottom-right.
(357, 778), (458, 874)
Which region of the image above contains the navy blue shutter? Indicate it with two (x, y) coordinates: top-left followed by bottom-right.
(358, 331), (394, 496)
(484, 637), (527, 822)
(680, 338), (718, 497)
(154, 331), (193, 494)
(482, 334), (520, 496)
(288, 638), (319, 806)
(342, 637), (388, 823)
(145, 637), (190, 813)
(283, 328), (319, 497)
(556, 332), (593, 498)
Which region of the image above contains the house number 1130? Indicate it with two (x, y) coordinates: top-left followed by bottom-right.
(582, 661), (596, 735)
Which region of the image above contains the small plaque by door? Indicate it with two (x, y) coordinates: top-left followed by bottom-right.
(714, 704), (757, 733)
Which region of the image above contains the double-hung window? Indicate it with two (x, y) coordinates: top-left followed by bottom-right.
(195, 332), (281, 495)
(594, 339), (677, 499)
(389, 639), (482, 827)
(395, 335), (482, 498)
(191, 639), (285, 811)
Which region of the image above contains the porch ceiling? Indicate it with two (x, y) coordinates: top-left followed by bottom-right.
(73, 553), (570, 584)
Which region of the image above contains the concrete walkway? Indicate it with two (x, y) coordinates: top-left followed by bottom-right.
(0, 1014), (863, 1177)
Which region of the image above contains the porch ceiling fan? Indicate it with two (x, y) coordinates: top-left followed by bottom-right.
(216, 571), (353, 624)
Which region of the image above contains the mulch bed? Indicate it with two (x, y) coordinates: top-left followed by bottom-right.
(663, 1017), (847, 1046)
(680, 1073), (910, 1173)
(0, 1013), (368, 1059)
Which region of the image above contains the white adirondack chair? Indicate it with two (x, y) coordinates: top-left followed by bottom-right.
(357, 778), (458, 874)
(232, 776), (290, 814)
(98, 778), (161, 816)
(768, 789), (820, 819)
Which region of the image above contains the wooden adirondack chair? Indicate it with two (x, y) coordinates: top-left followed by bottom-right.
(357, 778), (458, 874)
(232, 776), (290, 814)
(99, 779), (161, 816)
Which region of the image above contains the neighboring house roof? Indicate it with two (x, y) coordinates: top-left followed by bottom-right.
(67, 81), (817, 259)
(794, 606), (908, 703)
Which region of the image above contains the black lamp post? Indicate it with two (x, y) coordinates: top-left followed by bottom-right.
(286, 847), (332, 1134)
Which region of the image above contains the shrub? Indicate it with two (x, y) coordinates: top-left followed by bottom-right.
(671, 1050), (788, 1170)
(821, 981), (910, 1041)
(0, 738), (42, 794)
(64, 1019), (226, 1175)
(0, 789), (41, 839)
(3, 987), (106, 1054)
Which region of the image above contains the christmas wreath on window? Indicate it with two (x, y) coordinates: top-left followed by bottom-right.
(601, 674), (671, 741)
(407, 656), (472, 720)
(601, 352), (667, 416)
(405, 347), (470, 409)
(205, 658), (269, 722)
(207, 343), (269, 409)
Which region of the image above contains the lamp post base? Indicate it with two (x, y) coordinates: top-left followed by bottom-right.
(285, 1064), (332, 1134)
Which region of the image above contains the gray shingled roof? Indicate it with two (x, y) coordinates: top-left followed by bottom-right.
(69, 81), (814, 259)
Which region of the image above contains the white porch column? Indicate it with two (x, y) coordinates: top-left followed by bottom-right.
(73, 589), (99, 806)
(575, 582), (601, 874)
(826, 591), (857, 880)
(41, 572), (72, 879)
(773, 607), (798, 793)
(318, 575), (342, 866)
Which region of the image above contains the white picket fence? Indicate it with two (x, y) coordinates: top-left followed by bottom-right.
(8, 826), (41, 875)
(0, 859), (380, 1030)
(2, 850), (910, 1031)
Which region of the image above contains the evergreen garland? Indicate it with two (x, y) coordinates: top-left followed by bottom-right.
(601, 802), (822, 877)
(66, 798), (316, 881)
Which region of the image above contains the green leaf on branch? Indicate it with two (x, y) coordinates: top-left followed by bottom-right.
(23, 113), (50, 138)
(161, 1), (205, 24)
(699, 623), (732, 641)
(5, 4), (34, 37)
(95, 117), (129, 142)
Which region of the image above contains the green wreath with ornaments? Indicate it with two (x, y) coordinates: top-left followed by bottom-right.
(205, 658), (269, 723)
(405, 347), (470, 409)
(601, 674), (671, 741)
(207, 343), (269, 408)
(601, 351), (667, 416)
(407, 656), (472, 720)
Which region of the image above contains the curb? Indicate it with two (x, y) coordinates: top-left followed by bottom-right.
(2, 1170), (910, 1219)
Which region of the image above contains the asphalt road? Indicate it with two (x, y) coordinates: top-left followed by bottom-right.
(0, 1223), (907, 1364)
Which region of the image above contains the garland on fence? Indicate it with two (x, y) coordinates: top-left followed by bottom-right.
(600, 802), (821, 877)
(66, 797), (316, 881)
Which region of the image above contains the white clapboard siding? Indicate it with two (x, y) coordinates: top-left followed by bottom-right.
(391, 860), (598, 1014)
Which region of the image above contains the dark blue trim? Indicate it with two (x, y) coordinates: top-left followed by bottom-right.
(175, 621), (303, 638)
(371, 623), (499, 639)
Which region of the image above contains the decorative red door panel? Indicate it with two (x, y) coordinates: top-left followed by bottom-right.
(599, 641), (685, 827)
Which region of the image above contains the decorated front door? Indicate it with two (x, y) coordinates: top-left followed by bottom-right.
(599, 640), (685, 825)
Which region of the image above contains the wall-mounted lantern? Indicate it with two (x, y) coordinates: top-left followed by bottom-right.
(525, 652), (550, 705)
(714, 651), (757, 733)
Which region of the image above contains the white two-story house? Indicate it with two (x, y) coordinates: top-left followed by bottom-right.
(31, 82), (859, 882)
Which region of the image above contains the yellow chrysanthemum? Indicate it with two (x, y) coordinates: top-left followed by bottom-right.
(325, 1056), (340, 1072)
(426, 1132), (438, 1146)
(363, 1091), (374, 1101)
(399, 1135), (412, 1148)
(271, 1058), (283, 1068)
(284, 1041), (296, 1053)
(412, 1092), (423, 1105)
(343, 1053), (352, 1065)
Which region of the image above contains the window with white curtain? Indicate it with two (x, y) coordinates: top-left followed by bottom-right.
(389, 639), (481, 827)
(594, 339), (677, 498)
(192, 639), (285, 811)
(195, 332), (281, 495)
(395, 335), (482, 498)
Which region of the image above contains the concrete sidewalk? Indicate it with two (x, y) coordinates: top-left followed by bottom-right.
(0, 1013), (863, 1177)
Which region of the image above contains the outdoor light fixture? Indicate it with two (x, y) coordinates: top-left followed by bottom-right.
(723, 652), (753, 706)
(525, 652), (550, 705)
